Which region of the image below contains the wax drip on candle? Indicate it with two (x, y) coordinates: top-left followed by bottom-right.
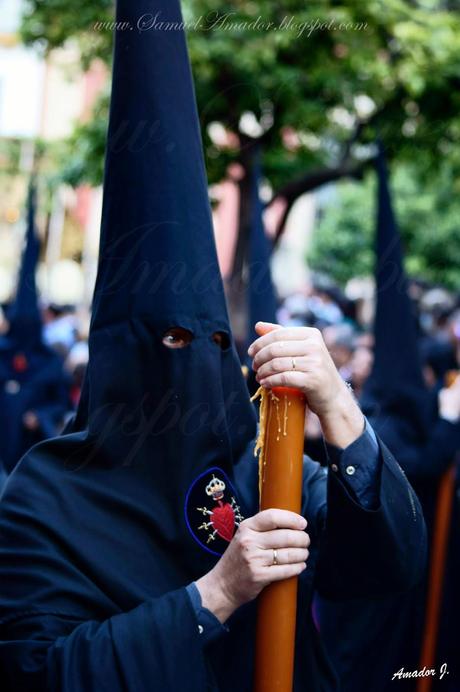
(274, 395), (282, 441)
(251, 386), (280, 501)
(283, 395), (289, 437)
(251, 386), (268, 500)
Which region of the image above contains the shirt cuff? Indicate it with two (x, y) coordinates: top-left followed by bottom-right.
(186, 582), (229, 645)
(324, 418), (382, 509)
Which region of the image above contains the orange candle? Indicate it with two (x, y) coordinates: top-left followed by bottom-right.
(417, 464), (456, 692)
(417, 370), (458, 692)
(253, 386), (307, 692)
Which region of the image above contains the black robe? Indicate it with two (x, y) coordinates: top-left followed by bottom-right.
(0, 435), (425, 691)
(318, 414), (460, 692)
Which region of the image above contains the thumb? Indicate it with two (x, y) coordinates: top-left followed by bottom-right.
(254, 321), (282, 337)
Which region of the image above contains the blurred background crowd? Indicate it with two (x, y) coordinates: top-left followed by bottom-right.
(3, 271), (459, 432)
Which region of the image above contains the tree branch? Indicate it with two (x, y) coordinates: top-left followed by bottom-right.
(269, 158), (374, 243)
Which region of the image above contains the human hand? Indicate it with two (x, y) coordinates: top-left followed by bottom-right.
(248, 322), (364, 448)
(195, 509), (309, 623)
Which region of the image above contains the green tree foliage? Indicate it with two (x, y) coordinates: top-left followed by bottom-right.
(21, 0), (114, 69)
(21, 0), (460, 183)
(19, 0), (460, 285)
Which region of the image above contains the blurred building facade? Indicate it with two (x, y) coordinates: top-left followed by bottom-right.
(0, 0), (105, 306)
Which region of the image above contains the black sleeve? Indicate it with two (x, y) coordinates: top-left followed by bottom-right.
(0, 588), (208, 692)
(309, 439), (426, 600)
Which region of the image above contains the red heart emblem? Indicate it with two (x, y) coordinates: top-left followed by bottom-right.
(211, 503), (235, 542)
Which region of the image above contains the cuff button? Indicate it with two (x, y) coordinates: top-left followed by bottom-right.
(346, 465), (356, 476)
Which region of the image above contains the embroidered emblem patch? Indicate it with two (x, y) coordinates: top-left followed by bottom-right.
(185, 467), (243, 556)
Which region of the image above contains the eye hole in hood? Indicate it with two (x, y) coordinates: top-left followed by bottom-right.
(162, 327), (194, 349)
(212, 331), (231, 351)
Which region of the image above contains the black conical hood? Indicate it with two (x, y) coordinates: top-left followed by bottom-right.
(362, 143), (429, 431)
(247, 152), (277, 343)
(67, 0), (256, 577)
(7, 182), (42, 343)
(90, 5), (229, 334)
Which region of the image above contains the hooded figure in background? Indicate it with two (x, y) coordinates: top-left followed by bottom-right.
(318, 144), (460, 692)
(0, 184), (70, 476)
(243, 151), (278, 394)
(0, 4), (427, 691)
(246, 151), (278, 345)
(359, 144), (452, 477)
(362, 146), (460, 496)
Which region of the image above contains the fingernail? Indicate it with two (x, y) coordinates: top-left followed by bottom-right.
(248, 346), (254, 356)
(299, 517), (307, 529)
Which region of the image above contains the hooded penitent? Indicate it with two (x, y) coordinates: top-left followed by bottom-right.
(0, 1), (256, 686)
(70, 0), (258, 566)
(361, 143), (431, 438)
(1, 0), (255, 624)
(0, 184), (69, 474)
